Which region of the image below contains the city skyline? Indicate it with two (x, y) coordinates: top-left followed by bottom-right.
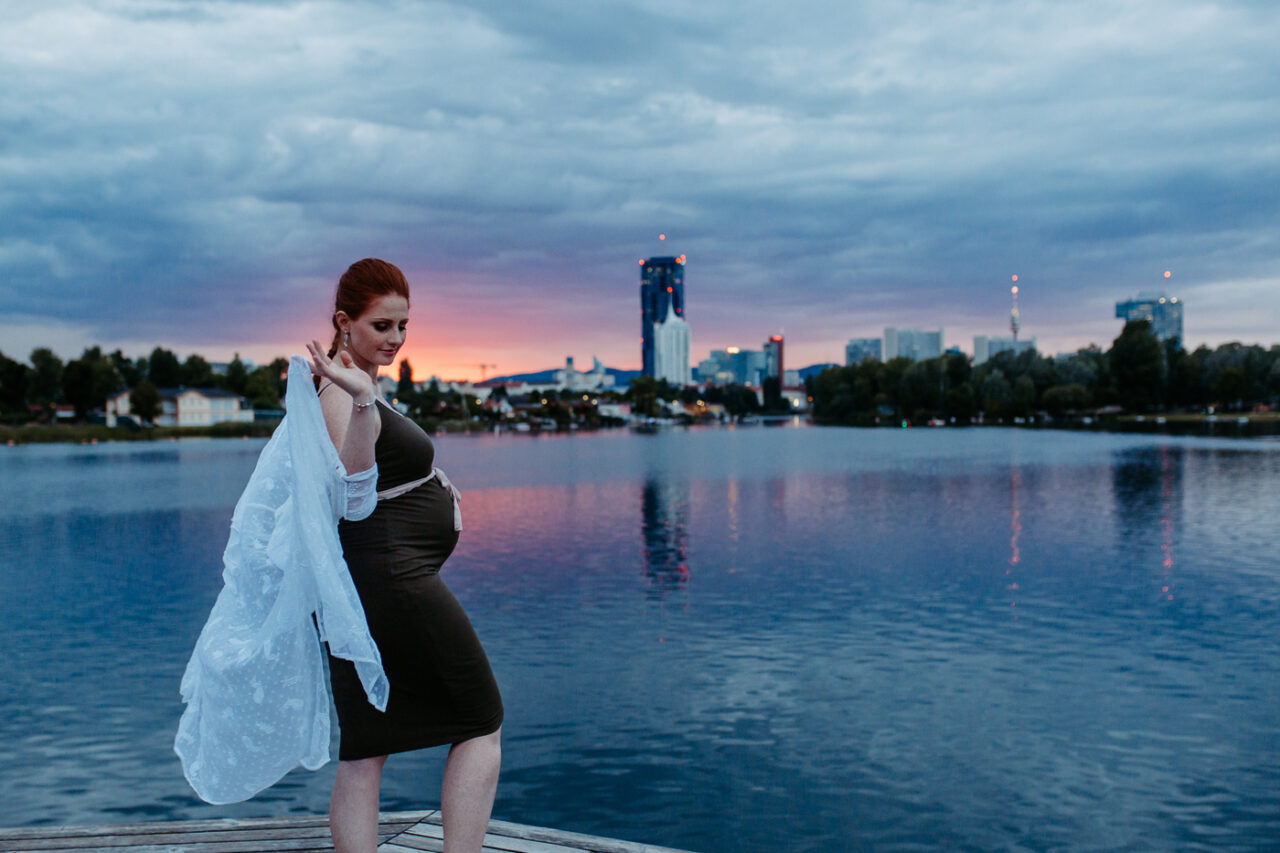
(3, 2), (1278, 381)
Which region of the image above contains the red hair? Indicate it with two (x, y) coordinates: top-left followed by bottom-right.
(327, 258), (411, 358)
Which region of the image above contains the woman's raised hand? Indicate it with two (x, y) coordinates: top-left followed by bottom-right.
(307, 340), (378, 402)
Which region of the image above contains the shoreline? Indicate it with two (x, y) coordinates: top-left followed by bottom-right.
(3, 412), (1279, 445)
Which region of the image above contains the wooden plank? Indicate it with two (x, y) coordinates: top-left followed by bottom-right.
(401, 817), (695, 853)
(3, 825), (331, 848)
(0, 835), (335, 850)
(0, 811), (694, 853)
(0, 812), (433, 853)
(0, 812), (431, 842)
(487, 818), (693, 853)
(401, 822), (581, 853)
(380, 843), (441, 853)
(0, 818), (327, 842)
(379, 834), (443, 852)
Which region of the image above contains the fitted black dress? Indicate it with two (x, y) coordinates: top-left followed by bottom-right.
(322, 386), (503, 760)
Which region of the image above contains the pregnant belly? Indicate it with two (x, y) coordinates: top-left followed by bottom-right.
(339, 479), (460, 583)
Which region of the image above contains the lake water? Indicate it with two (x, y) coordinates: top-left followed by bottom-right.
(2, 426), (1279, 852)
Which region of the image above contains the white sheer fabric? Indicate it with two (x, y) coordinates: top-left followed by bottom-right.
(174, 355), (389, 804)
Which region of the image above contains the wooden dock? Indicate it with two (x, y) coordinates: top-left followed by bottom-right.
(0, 810), (696, 853)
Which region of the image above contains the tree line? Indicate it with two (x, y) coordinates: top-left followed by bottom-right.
(0, 346), (289, 423)
(808, 321), (1280, 426)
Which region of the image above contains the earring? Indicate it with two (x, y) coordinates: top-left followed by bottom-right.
(343, 331), (350, 347)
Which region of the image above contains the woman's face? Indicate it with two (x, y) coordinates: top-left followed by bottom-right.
(340, 293), (409, 370)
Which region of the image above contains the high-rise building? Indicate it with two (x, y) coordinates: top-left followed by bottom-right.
(698, 347), (768, 386)
(640, 256), (686, 376)
(845, 338), (882, 365)
(652, 301), (691, 386)
(763, 335), (784, 381)
(1115, 292), (1184, 342)
(974, 336), (1037, 365)
(884, 327), (944, 361)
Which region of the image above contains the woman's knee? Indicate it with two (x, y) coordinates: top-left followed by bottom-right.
(338, 755), (388, 779)
(455, 726), (502, 761)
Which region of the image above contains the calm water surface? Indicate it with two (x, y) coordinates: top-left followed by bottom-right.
(2, 427), (1278, 852)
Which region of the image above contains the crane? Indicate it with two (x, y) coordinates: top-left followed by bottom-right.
(477, 363), (496, 381)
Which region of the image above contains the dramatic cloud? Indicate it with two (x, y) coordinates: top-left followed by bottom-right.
(2, 0), (1277, 377)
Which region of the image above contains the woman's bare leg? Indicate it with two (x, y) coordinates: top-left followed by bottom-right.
(330, 755), (388, 853)
(441, 727), (502, 853)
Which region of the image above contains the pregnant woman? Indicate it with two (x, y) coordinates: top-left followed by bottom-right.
(307, 258), (503, 853)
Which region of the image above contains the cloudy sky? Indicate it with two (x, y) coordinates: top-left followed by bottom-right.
(3, 0), (1277, 380)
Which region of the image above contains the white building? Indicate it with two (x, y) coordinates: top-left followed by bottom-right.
(652, 302), (692, 386)
(974, 335), (1037, 365)
(884, 327), (944, 361)
(106, 387), (255, 427)
(553, 356), (615, 391)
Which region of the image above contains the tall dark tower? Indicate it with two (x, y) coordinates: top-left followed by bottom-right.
(639, 255), (685, 376)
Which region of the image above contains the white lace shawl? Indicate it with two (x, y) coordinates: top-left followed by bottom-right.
(174, 355), (389, 804)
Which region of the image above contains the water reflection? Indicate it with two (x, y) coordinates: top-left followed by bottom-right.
(1008, 467), (1022, 614)
(640, 479), (690, 598)
(1112, 446), (1185, 601)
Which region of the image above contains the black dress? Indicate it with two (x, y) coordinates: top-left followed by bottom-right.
(323, 387), (503, 760)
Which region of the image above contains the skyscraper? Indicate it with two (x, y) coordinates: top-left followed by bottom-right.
(884, 327), (944, 361)
(640, 256), (685, 376)
(763, 335), (783, 381)
(845, 338), (882, 365)
(974, 335), (1036, 365)
(1115, 292), (1184, 342)
(652, 301), (691, 386)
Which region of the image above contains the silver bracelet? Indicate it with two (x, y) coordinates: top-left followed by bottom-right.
(353, 396), (377, 410)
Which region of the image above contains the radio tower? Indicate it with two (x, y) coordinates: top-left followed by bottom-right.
(1010, 275), (1020, 340)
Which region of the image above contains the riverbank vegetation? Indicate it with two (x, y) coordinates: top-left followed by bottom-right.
(809, 321), (1279, 426)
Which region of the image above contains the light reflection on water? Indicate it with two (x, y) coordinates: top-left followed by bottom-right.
(2, 428), (1279, 852)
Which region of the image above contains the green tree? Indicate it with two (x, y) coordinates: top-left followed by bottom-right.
(626, 375), (660, 417)
(61, 359), (95, 420)
(762, 375), (783, 412)
(1042, 384), (1091, 417)
(29, 348), (64, 409)
(980, 370), (1012, 419)
(1109, 320), (1164, 412)
(148, 347), (183, 388)
(244, 369), (280, 409)
(1163, 338), (1195, 409)
(1012, 375), (1037, 417)
(61, 347), (122, 421)
(109, 349), (143, 387)
(180, 354), (215, 388)
(397, 359), (415, 397)
(943, 382), (976, 423)
(129, 381), (162, 424)
(1212, 366), (1247, 409)
(0, 350), (31, 416)
(223, 354), (249, 395)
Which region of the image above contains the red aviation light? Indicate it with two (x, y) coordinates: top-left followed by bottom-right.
(639, 259), (645, 265)
(1164, 270), (1172, 278)
(667, 286), (673, 292)
(1011, 274), (1018, 282)
(676, 254), (686, 264)
(659, 233), (666, 240)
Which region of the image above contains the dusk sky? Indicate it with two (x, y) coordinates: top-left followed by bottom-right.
(3, 1), (1277, 381)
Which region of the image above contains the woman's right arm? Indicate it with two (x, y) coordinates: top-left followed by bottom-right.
(308, 341), (381, 475)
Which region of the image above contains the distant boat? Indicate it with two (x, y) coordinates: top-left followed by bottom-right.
(630, 416), (679, 433)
